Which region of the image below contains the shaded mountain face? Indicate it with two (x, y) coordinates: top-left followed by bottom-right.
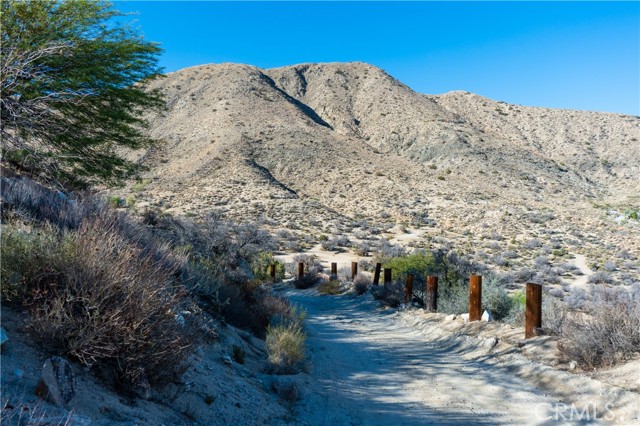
(125, 61), (639, 266)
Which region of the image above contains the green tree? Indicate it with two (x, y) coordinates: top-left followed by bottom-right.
(1, 0), (164, 187)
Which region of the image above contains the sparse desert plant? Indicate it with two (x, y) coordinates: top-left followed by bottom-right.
(251, 252), (285, 282)
(559, 287), (640, 368)
(266, 321), (306, 374)
(353, 273), (372, 295)
(481, 276), (513, 320)
(504, 290), (526, 325)
(587, 271), (613, 284)
(372, 280), (405, 308)
(232, 345), (246, 364)
(293, 271), (323, 289)
(318, 279), (343, 295)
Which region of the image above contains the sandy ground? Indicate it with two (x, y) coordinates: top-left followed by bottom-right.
(275, 286), (640, 426)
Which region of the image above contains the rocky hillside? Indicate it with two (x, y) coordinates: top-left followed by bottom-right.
(120, 61), (639, 276)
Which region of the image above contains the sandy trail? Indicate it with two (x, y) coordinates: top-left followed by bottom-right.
(279, 288), (592, 426)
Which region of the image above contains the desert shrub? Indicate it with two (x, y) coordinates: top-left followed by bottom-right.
(320, 238), (339, 251)
(481, 276), (513, 320)
(587, 271), (613, 284)
(358, 259), (374, 272)
(232, 345), (246, 364)
(293, 272), (323, 289)
(372, 280), (405, 308)
(559, 287), (640, 367)
(6, 217), (193, 388)
(523, 239), (542, 249)
(541, 296), (568, 335)
(0, 225), (64, 302)
(251, 252), (285, 282)
(515, 267), (536, 283)
(355, 242), (370, 256)
(603, 261), (617, 272)
(353, 274), (372, 295)
(288, 254), (323, 275)
(373, 240), (406, 264)
(384, 252), (436, 281)
(318, 279), (343, 295)
(564, 287), (588, 310)
(266, 308), (306, 374)
(504, 290), (526, 325)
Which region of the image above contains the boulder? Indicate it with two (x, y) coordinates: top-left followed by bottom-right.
(444, 314), (457, 321)
(481, 310), (493, 322)
(460, 313), (470, 322)
(35, 357), (77, 408)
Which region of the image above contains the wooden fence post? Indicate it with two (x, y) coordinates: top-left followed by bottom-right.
(351, 262), (358, 280)
(426, 275), (438, 312)
(384, 268), (392, 285)
(373, 263), (382, 285)
(270, 264), (276, 282)
(298, 262), (304, 280)
(525, 283), (542, 339)
(331, 262), (337, 278)
(469, 275), (482, 322)
(404, 274), (414, 303)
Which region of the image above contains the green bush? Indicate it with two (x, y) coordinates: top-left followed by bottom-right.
(251, 252), (285, 282)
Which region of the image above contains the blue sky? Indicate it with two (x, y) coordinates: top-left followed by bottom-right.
(117, 1), (640, 115)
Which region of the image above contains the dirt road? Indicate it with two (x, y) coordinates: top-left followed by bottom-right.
(278, 287), (633, 426)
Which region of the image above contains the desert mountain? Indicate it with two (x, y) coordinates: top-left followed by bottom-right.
(122, 62), (639, 274)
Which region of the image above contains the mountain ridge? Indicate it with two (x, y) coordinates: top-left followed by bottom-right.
(118, 61), (639, 271)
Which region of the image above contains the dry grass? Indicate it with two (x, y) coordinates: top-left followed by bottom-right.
(266, 308), (306, 374)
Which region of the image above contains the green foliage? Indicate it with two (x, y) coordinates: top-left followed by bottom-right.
(625, 209), (639, 220)
(481, 277), (513, 320)
(0, 225), (68, 302)
(1, 0), (164, 186)
(383, 252), (436, 282)
(251, 252), (285, 282)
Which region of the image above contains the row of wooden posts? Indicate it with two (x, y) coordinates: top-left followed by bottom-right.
(270, 261), (543, 339)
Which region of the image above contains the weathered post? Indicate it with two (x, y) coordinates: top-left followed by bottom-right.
(525, 283), (543, 339)
(469, 275), (482, 322)
(373, 263), (382, 285)
(404, 274), (414, 303)
(331, 262), (338, 278)
(426, 275), (438, 312)
(298, 262), (304, 280)
(270, 264), (276, 282)
(351, 262), (358, 280)
(384, 268), (392, 285)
